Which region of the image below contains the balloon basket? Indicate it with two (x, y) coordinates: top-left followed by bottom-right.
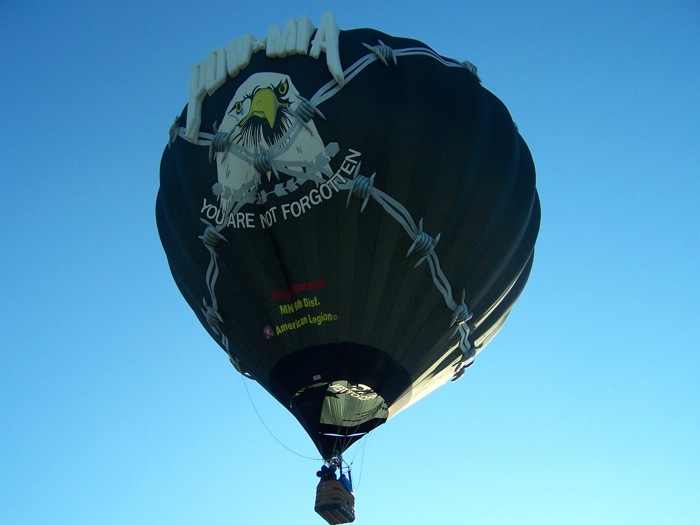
(314, 479), (355, 524)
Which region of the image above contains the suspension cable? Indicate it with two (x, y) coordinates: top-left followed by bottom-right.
(240, 374), (322, 461)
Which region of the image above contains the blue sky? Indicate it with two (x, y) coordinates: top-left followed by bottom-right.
(1, 1), (699, 524)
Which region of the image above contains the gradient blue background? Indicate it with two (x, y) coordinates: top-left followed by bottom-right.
(2, 1), (698, 523)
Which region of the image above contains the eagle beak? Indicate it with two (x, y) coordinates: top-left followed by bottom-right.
(240, 88), (286, 128)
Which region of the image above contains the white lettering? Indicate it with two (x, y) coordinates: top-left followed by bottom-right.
(277, 171), (348, 221)
(319, 183), (333, 200)
(225, 212), (255, 228)
(252, 37), (267, 53)
(294, 15), (315, 55)
(266, 16), (315, 57)
(329, 383), (377, 401)
(205, 48), (227, 95)
(325, 171), (347, 192)
(310, 11), (344, 86)
(200, 199), (257, 228)
(200, 198), (210, 214)
(259, 206), (279, 228)
(183, 13), (343, 140)
(225, 34), (254, 78)
(309, 188), (322, 205)
(185, 62), (206, 141)
(299, 194), (312, 214)
(267, 23), (291, 58)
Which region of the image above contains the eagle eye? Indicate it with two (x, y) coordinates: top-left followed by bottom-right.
(277, 80), (289, 96)
(233, 101), (243, 114)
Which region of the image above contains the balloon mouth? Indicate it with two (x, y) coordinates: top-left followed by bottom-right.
(268, 342), (412, 458)
(320, 432), (367, 438)
(291, 380), (389, 456)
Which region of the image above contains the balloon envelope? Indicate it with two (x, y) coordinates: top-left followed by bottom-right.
(156, 24), (540, 459)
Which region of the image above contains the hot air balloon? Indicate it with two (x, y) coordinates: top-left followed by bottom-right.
(156, 12), (540, 524)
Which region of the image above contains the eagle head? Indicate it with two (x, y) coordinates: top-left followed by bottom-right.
(220, 73), (297, 151)
(213, 72), (329, 204)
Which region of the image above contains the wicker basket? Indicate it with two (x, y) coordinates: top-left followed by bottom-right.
(314, 479), (356, 524)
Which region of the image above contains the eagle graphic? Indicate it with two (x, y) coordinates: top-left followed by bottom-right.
(212, 72), (331, 209)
